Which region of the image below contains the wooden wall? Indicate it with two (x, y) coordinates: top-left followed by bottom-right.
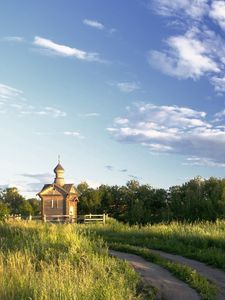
(43, 195), (65, 216)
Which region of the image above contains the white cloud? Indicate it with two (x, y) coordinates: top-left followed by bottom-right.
(109, 81), (140, 93)
(114, 117), (129, 125)
(33, 36), (103, 62)
(108, 102), (225, 166)
(213, 109), (225, 122)
(0, 83), (66, 118)
(83, 19), (104, 30)
(142, 143), (174, 152)
(148, 29), (220, 80)
(209, 1), (225, 31)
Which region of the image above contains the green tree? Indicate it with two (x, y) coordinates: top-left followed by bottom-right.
(77, 182), (89, 195)
(19, 201), (33, 217)
(28, 198), (41, 215)
(78, 183), (101, 214)
(0, 202), (9, 220)
(0, 187), (25, 214)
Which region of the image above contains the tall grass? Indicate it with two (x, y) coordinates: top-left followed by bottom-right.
(91, 219), (225, 270)
(0, 221), (150, 300)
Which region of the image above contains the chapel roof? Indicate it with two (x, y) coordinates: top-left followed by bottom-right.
(38, 183), (77, 196)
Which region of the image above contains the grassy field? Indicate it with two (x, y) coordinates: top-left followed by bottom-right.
(92, 219), (225, 270)
(1, 219), (224, 300)
(0, 221), (154, 300)
(85, 218), (225, 300)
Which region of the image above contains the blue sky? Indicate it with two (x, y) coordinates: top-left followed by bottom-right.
(1, 0), (225, 197)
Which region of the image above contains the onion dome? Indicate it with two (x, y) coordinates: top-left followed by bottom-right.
(53, 156), (65, 186)
(54, 163), (64, 173)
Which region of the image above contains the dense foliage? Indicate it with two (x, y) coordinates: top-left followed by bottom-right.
(78, 177), (225, 224)
(0, 187), (40, 218)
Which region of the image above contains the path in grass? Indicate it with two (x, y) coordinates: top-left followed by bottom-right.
(151, 249), (225, 300)
(109, 250), (200, 300)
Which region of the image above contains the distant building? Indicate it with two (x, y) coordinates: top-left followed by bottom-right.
(38, 160), (78, 220)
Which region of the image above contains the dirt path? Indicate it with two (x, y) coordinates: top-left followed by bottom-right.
(109, 250), (200, 300)
(150, 249), (225, 300)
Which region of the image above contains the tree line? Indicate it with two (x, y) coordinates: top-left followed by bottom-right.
(77, 177), (225, 224)
(1, 176), (225, 223)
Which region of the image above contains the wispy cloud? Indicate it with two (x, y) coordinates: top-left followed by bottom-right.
(105, 165), (114, 171)
(83, 19), (105, 30)
(149, 0), (225, 93)
(33, 36), (104, 62)
(0, 83), (23, 101)
(20, 106), (66, 118)
(78, 112), (100, 117)
(1, 36), (24, 42)
(151, 0), (209, 20)
(21, 173), (52, 182)
(108, 102), (225, 167)
(209, 1), (225, 31)
(0, 83), (66, 118)
(83, 18), (116, 34)
(109, 81), (140, 93)
(63, 131), (85, 139)
(184, 156), (225, 168)
(35, 131), (85, 139)
(120, 169), (128, 173)
(20, 173), (53, 193)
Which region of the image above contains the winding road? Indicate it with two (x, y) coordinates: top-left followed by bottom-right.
(109, 250), (200, 300)
(110, 249), (225, 299)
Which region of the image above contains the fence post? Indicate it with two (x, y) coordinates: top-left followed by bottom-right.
(42, 214), (46, 223)
(103, 213), (106, 225)
(28, 214), (32, 221)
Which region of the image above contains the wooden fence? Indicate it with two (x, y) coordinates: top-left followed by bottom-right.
(7, 214), (107, 224)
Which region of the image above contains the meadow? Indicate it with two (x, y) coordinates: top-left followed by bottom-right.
(1, 219), (225, 300)
(0, 221), (154, 300)
(92, 219), (225, 271)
